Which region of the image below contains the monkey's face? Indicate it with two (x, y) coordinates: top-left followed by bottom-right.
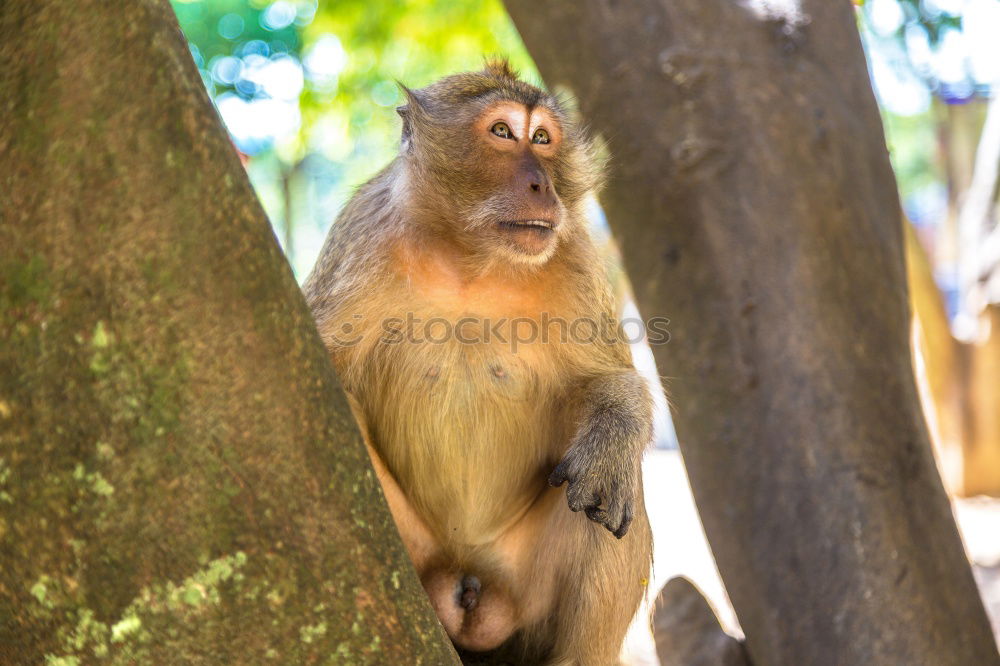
(461, 102), (567, 264)
(398, 68), (600, 267)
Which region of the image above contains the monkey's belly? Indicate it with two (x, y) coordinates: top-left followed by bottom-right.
(367, 346), (564, 546)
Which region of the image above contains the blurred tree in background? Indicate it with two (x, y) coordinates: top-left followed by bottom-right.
(859, 0), (1000, 496)
(860, 0), (997, 298)
(170, 0), (1000, 494)
(171, 0), (534, 277)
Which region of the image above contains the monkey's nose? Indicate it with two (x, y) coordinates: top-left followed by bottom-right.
(517, 159), (557, 206)
(526, 170), (554, 199)
(528, 172), (550, 194)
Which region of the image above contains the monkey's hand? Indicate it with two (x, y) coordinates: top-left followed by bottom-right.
(551, 371), (651, 538)
(548, 437), (640, 539)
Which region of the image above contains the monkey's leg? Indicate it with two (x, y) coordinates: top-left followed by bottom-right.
(492, 488), (652, 666)
(552, 506), (651, 666)
(363, 438), (440, 572)
(347, 393), (441, 571)
(524, 492), (652, 666)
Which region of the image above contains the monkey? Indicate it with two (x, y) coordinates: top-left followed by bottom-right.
(304, 61), (653, 666)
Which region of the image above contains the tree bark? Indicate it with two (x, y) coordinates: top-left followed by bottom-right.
(504, 1), (999, 664)
(653, 577), (750, 666)
(0, 1), (458, 664)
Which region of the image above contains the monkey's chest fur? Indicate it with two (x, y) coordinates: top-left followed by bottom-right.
(334, 240), (589, 557)
(357, 318), (571, 548)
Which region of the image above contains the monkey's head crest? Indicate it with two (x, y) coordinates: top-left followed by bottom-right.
(393, 60), (604, 268)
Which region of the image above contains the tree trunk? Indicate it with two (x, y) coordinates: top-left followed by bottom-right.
(961, 305), (1000, 496)
(933, 98), (986, 272)
(0, 1), (458, 664)
(906, 220), (964, 490)
(504, 1), (999, 664)
(281, 163), (297, 266)
(908, 217), (1000, 497)
(653, 578), (750, 666)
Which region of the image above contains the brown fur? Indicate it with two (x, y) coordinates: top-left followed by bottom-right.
(304, 61), (653, 665)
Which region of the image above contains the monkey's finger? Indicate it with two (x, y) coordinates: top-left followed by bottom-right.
(613, 504), (633, 539)
(602, 482), (631, 537)
(566, 483), (600, 513)
(585, 506), (622, 536)
(548, 462), (570, 487)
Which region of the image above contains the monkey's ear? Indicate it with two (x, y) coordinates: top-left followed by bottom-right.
(395, 83), (426, 152)
(396, 104), (411, 141)
(396, 104), (415, 152)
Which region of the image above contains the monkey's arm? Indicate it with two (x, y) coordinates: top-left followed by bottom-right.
(548, 370), (653, 538)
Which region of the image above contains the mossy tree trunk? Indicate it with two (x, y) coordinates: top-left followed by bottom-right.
(0, 1), (458, 663)
(504, 1), (999, 664)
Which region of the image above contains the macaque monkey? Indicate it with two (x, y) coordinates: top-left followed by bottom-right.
(304, 61), (653, 665)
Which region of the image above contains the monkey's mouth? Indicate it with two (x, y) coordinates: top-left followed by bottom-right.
(497, 218), (560, 258)
(498, 219), (556, 232)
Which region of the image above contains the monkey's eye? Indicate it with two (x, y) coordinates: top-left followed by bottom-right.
(490, 122), (513, 139)
(531, 128), (551, 145)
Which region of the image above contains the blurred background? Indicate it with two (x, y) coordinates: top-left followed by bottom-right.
(171, 0), (535, 278)
(170, 0), (1000, 660)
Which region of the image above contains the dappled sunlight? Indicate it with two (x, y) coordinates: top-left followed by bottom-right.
(740, 0), (805, 24)
(168, 0), (1000, 659)
(172, 0), (1000, 650)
